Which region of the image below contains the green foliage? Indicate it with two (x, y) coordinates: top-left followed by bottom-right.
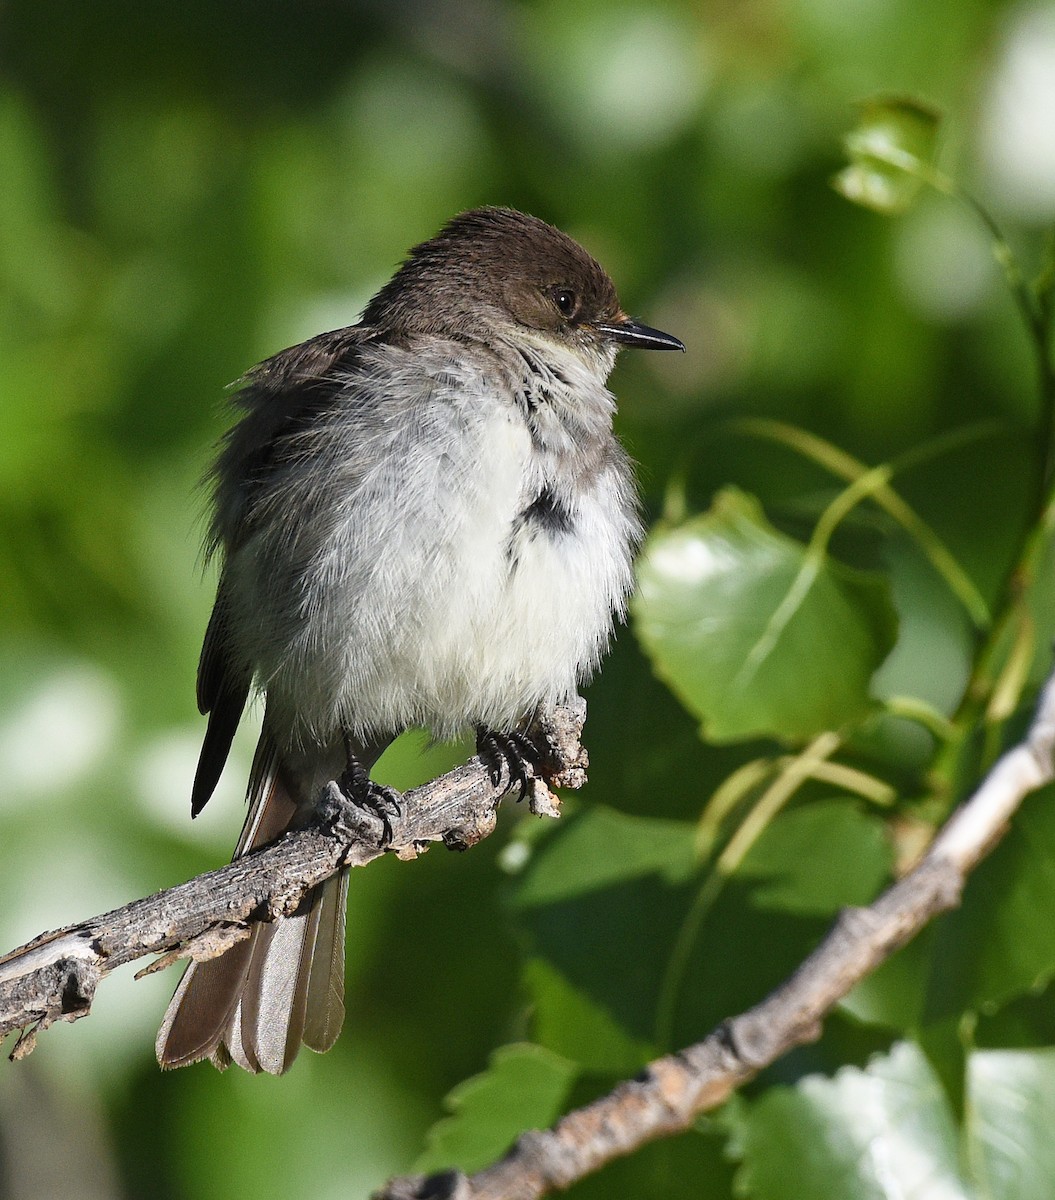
(416, 1044), (578, 1174)
(4, 3), (1055, 1199)
(735, 1042), (964, 1198)
(733, 1040), (1055, 1200)
(926, 784), (1055, 1019)
(634, 487), (898, 741)
(833, 96), (942, 214)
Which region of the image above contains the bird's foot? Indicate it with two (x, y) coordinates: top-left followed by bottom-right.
(338, 755), (402, 847)
(475, 726), (540, 803)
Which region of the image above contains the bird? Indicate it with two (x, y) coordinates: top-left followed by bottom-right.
(155, 206), (684, 1074)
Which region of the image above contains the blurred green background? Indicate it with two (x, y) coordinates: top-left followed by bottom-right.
(3, 1), (1055, 1197)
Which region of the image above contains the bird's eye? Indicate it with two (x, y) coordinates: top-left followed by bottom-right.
(552, 289), (578, 319)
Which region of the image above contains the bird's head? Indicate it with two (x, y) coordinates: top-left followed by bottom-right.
(361, 207), (684, 372)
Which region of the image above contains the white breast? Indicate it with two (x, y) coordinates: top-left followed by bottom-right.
(341, 405), (634, 740)
(245, 343), (638, 747)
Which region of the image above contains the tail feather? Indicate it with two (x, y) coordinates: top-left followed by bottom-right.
(157, 724), (389, 1073)
(302, 869), (348, 1053)
(154, 939), (255, 1070)
(235, 885), (330, 1074)
(158, 730), (343, 1074)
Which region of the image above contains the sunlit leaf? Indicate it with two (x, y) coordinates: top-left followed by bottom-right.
(633, 489), (897, 742)
(736, 1041), (968, 1199)
(833, 96), (941, 214)
(736, 1042), (1055, 1200)
(415, 1043), (577, 1174)
(968, 1048), (1055, 1200)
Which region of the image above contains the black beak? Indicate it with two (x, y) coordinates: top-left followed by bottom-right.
(593, 317), (685, 352)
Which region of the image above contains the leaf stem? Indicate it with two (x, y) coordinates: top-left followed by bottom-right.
(729, 417), (992, 628)
(956, 192), (1055, 510)
(883, 695), (958, 742)
(654, 732), (841, 1051)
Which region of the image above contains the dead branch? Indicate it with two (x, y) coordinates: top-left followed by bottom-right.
(375, 669), (1055, 1200)
(0, 701), (588, 1059)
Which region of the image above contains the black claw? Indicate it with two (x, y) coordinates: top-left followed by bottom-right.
(338, 757), (402, 847)
(372, 784), (402, 822)
(476, 726), (539, 803)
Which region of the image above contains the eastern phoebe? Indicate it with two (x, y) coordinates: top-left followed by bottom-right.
(156, 207), (684, 1073)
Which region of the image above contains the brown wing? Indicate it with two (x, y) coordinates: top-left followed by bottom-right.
(210, 325), (380, 556)
(190, 325), (376, 816)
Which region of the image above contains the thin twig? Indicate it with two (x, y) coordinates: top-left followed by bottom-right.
(376, 668), (1055, 1200)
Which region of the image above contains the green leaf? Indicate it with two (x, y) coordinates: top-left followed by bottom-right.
(415, 1044), (577, 1174)
(738, 800), (892, 915)
(508, 807), (698, 1063)
(1024, 516), (1055, 686)
(523, 957), (656, 1073)
(509, 805), (698, 908)
(661, 801), (892, 1051)
(563, 1119), (737, 1199)
(736, 1041), (1055, 1200)
(968, 1049), (1055, 1200)
(976, 979), (1055, 1050)
(833, 95), (942, 214)
(736, 1041), (968, 1199)
(511, 802), (890, 1064)
(840, 929), (933, 1033)
(633, 488), (897, 742)
(925, 785), (1055, 1020)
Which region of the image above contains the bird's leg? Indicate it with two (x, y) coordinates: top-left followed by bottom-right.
(338, 728), (402, 846)
(475, 726), (540, 803)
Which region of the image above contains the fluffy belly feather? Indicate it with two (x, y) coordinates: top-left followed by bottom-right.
(388, 483), (632, 739)
(264, 407), (635, 744)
